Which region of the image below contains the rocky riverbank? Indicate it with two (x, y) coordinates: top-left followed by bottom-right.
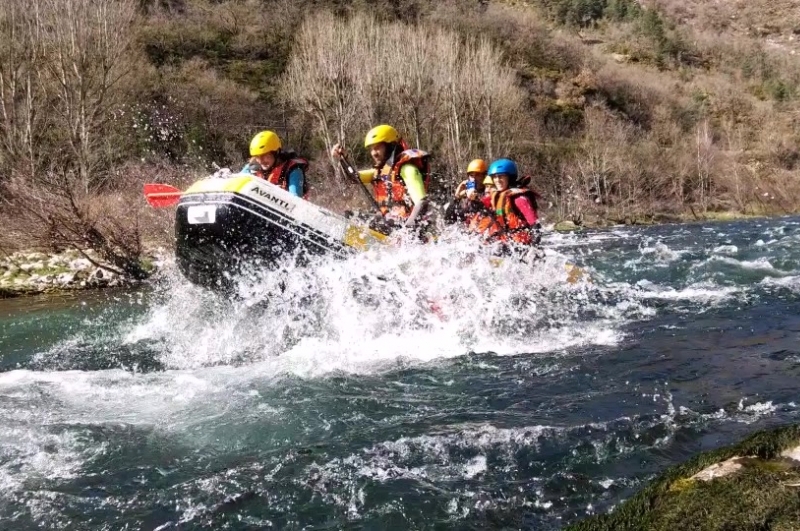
(0, 248), (169, 298)
(567, 423), (800, 531)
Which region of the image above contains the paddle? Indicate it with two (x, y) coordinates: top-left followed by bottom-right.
(337, 154), (381, 211)
(143, 183), (182, 208)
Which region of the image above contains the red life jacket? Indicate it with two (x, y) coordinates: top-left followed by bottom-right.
(456, 196), (489, 227)
(247, 154), (310, 198)
(371, 149), (430, 219)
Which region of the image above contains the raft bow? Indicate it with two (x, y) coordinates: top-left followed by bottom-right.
(172, 173), (387, 292)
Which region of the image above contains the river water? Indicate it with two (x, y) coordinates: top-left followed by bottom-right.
(1, 217), (799, 530)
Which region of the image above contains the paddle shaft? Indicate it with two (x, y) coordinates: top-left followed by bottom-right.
(338, 155), (381, 211)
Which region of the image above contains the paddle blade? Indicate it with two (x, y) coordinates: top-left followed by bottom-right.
(143, 183), (182, 208)
(342, 224), (389, 250)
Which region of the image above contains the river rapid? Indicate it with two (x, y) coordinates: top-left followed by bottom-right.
(1, 217), (799, 530)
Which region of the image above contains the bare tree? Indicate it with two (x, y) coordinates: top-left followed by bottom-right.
(350, 15), (386, 130)
(0, 0), (47, 178)
(383, 25), (444, 150)
(282, 12), (372, 177)
(37, 0), (138, 191)
(435, 32), (473, 175)
(468, 37), (526, 160)
(0, 0), (148, 279)
(695, 119), (714, 211)
(4, 168), (147, 278)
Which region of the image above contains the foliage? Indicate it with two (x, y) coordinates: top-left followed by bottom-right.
(537, 0), (641, 27)
(2, 0), (800, 242)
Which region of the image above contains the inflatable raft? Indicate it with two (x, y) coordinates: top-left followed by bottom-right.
(174, 174), (387, 292)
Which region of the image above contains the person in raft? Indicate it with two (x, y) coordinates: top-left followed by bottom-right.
(455, 159), (488, 200)
(445, 158), (490, 225)
(470, 157), (543, 254)
(330, 124), (431, 234)
(482, 173), (496, 195)
(242, 130), (309, 198)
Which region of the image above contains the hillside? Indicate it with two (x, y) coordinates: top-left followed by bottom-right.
(653, 0), (800, 54)
(1, 0), (799, 261)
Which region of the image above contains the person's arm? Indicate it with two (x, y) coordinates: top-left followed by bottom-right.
(400, 164), (426, 204)
(513, 195), (538, 226)
(454, 180), (467, 198)
(400, 164), (429, 227)
(240, 161), (255, 175)
(358, 169), (374, 184)
(287, 167), (305, 198)
(330, 143), (373, 184)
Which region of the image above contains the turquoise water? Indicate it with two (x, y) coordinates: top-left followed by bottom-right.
(1, 217), (799, 529)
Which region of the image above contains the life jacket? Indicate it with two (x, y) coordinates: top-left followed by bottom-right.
(467, 203), (499, 235)
(245, 151), (310, 198)
(471, 188), (539, 246)
(371, 149), (431, 219)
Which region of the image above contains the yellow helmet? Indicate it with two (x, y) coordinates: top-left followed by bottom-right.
(483, 175), (494, 186)
(364, 124), (399, 148)
(249, 130), (281, 157)
(467, 159), (488, 174)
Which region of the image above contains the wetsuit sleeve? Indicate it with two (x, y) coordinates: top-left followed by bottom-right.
(358, 169), (373, 184)
(400, 164), (427, 204)
(287, 167), (305, 198)
(513, 195), (539, 225)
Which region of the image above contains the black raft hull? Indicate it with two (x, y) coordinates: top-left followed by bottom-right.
(174, 175), (378, 293)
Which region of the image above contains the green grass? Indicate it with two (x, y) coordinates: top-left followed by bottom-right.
(32, 265), (70, 276)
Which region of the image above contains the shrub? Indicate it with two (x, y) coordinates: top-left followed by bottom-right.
(281, 11), (530, 188)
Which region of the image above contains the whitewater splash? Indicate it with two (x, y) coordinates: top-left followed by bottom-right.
(37, 221), (795, 376)
(119, 231), (643, 374)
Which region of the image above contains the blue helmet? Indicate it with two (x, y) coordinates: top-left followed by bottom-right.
(487, 158), (518, 178)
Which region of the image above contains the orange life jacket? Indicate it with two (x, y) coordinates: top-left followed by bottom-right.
(470, 188), (539, 246)
(371, 149), (430, 219)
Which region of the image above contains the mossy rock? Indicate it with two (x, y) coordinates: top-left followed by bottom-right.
(554, 220), (582, 232)
(139, 257), (156, 274)
(567, 424), (800, 531)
